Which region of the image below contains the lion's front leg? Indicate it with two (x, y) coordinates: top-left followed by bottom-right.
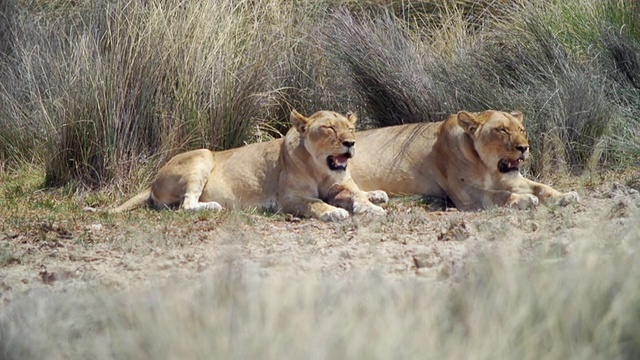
(506, 193), (539, 209)
(487, 190), (539, 209)
(304, 199), (351, 222)
(328, 184), (387, 216)
(525, 179), (580, 206)
(462, 187), (539, 210)
(352, 192), (387, 216)
(280, 195), (349, 222)
(365, 190), (389, 205)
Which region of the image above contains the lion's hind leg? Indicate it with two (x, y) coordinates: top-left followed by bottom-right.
(183, 198), (223, 211)
(158, 149), (222, 212)
(181, 187), (223, 211)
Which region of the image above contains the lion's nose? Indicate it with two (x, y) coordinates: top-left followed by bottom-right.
(342, 140), (355, 148)
(515, 145), (529, 153)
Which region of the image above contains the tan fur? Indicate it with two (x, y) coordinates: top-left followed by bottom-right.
(350, 110), (579, 210)
(109, 110), (387, 221)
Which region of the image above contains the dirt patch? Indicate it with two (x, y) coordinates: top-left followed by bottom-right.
(1, 181), (639, 306)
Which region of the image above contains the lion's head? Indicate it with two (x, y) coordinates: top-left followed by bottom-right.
(457, 110), (530, 174)
(290, 109), (357, 172)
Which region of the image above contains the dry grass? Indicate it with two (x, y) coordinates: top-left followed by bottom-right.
(1, 0), (639, 187)
(323, 0), (640, 173)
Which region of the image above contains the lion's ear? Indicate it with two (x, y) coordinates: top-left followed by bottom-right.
(510, 111), (524, 124)
(290, 109), (310, 134)
(345, 111), (357, 125)
(457, 111), (481, 135)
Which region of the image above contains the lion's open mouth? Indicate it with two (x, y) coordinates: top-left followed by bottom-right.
(498, 158), (523, 173)
(327, 153), (352, 171)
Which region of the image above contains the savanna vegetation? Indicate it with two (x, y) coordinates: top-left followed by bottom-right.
(0, 0), (638, 188)
(1, 0), (639, 359)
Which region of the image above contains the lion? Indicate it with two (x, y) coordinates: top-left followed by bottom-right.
(108, 110), (387, 221)
(349, 110), (579, 210)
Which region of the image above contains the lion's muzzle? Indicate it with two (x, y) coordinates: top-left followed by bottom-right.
(327, 153), (351, 171)
(327, 147), (354, 171)
(498, 158), (523, 173)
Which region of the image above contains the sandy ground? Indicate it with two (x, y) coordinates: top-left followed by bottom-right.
(1, 179), (639, 307)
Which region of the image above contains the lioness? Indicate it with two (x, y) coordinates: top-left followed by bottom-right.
(350, 110), (579, 210)
(109, 110), (387, 221)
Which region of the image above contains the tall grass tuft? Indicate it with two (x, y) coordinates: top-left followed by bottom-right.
(0, 0), (58, 168)
(1, 0), (367, 188)
(0, 0), (639, 185)
(38, 1), (283, 187)
(323, 0), (639, 174)
(597, 0), (640, 165)
(322, 6), (506, 128)
(485, 12), (615, 173)
(0, 0), (16, 61)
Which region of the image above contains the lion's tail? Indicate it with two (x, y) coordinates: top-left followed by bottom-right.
(108, 187), (152, 214)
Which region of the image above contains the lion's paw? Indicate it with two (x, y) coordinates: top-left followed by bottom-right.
(509, 193), (539, 210)
(366, 190), (389, 205)
(554, 191), (580, 206)
(320, 208), (350, 222)
(354, 202), (387, 216)
(187, 202), (223, 211)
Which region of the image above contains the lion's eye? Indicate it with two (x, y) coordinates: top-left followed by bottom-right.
(499, 128), (510, 135)
(323, 126), (337, 134)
